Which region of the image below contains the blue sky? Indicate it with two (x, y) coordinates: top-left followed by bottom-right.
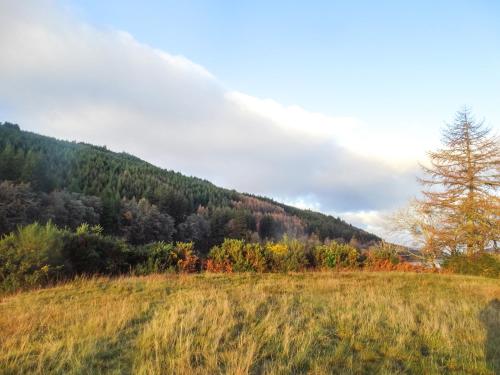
(70, 0), (500, 129)
(1, 1), (499, 239)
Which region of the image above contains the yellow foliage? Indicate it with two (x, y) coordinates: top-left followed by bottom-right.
(266, 242), (288, 255)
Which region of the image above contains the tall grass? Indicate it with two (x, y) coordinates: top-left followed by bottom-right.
(1, 272), (499, 374)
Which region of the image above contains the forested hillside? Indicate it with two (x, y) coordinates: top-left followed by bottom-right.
(0, 122), (378, 252)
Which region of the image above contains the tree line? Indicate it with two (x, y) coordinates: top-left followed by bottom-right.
(0, 122), (378, 254)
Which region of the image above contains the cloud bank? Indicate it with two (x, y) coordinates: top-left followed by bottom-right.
(0, 0), (420, 237)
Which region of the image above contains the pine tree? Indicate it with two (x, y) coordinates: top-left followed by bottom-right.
(419, 109), (499, 255)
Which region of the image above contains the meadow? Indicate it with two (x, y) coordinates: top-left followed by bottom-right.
(1, 272), (499, 375)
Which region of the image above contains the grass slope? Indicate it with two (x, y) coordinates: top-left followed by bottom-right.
(1, 272), (499, 374)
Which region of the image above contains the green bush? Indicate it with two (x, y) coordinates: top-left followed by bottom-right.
(208, 237), (310, 272)
(266, 237), (309, 272)
(135, 241), (200, 274)
(443, 253), (500, 278)
(0, 222), (204, 292)
(313, 242), (359, 269)
(244, 242), (269, 272)
(8, 222), (499, 294)
(135, 242), (177, 274)
(0, 222), (66, 292)
(209, 239), (259, 272)
(0, 222), (133, 292)
(62, 226), (131, 276)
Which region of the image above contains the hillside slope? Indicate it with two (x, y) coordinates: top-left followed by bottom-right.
(0, 122), (378, 251)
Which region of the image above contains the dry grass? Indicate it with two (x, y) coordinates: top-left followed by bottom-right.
(1, 272), (499, 374)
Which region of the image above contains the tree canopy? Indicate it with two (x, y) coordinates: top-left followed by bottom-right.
(0, 122), (379, 251)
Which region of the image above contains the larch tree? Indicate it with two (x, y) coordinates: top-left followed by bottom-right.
(418, 109), (499, 255)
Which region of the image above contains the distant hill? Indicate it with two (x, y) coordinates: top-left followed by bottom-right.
(0, 122), (379, 252)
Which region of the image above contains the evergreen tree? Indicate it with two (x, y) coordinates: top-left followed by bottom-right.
(0, 122), (380, 244)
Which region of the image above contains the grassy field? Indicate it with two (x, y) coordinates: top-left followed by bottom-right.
(1, 272), (499, 374)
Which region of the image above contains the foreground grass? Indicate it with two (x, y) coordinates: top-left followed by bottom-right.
(0, 272), (499, 374)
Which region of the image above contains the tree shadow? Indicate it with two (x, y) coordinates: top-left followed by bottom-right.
(480, 299), (500, 374)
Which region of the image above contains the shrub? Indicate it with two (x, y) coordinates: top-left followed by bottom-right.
(266, 237), (309, 272)
(0, 222), (66, 292)
(443, 253), (500, 278)
(174, 242), (199, 273)
(75, 223), (103, 236)
(207, 237), (310, 273)
(313, 242), (359, 269)
(135, 242), (199, 274)
(62, 229), (131, 276)
(205, 258), (233, 273)
(365, 241), (401, 269)
(134, 242), (177, 274)
(208, 239), (256, 272)
(244, 242), (269, 272)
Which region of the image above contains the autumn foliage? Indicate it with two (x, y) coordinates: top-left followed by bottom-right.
(417, 109), (499, 255)
(204, 237), (435, 273)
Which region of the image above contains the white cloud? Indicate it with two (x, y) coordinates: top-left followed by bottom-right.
(337, 210), (390, 238)
(0, 0), (422, 237)
(226, 91), (361, 140)
(280, 196), (322, 212)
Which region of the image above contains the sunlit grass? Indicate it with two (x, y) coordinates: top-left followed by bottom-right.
(1, 272), (499, 374)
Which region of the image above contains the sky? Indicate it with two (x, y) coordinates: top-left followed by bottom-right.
(0, 0), (499, 240)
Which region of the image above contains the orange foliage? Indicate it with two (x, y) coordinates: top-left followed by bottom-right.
(177, 254), (199, 273)
(365, 259), (441, 273)
(205, 259), (233, 273)
(175, 242), (199, 273)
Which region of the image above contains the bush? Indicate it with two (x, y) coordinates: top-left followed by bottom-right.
(443, 253), (500, 278)
(266, 237), (309, 272)
(208, 239), (260, 272)
(244, 242), (269, 272)
(134, 242), (177, 274)
(207, 237), (310, 273)
(174, 242), (200, 273)
(0, 222), (135, 292)
(0, 222), (66, 292)
(135, 241), (200, 274)
(365, 241), (401, 269)
(62, 225), (131, 276)
(313, 242), (359, 269)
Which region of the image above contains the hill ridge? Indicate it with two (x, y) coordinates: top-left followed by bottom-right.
(0, 122), (379, 251)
